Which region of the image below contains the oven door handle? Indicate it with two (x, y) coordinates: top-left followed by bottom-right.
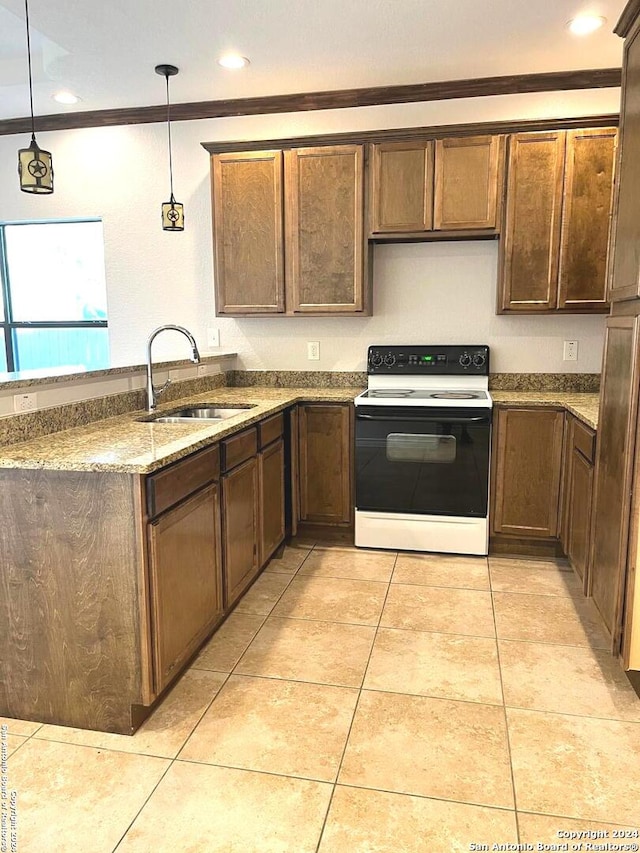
(356, 413), (491, 424)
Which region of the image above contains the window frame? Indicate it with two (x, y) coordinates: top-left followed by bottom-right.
(0, 219), (108, 373)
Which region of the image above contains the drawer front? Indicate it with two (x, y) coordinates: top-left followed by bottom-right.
(572, 418), (596, 463)
(147, 444), (220, 518)
(222, 427), (258, 471)
(259, 413), (284, 448)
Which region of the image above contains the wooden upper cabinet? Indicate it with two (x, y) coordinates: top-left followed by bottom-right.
(369, 135), (503, 236)
(434, 135), (503, 230)
(609, 24), (640, 302)
(558, 128), (617, 311)
(212, 150), (284, 315)
(369, 141), (433, 233)
(285, 145), (367, 313)
(499, 131), (566, 312)
(500, 127), (617, 313)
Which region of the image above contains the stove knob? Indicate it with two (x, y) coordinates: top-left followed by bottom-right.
(370, 353), (383, 368)
(472, 353), (486, 368)
(459, 353), (472, 367)
(384, 354), (396, 367)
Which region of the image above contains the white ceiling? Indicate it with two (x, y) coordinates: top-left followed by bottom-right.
(0, 0), (628, 122)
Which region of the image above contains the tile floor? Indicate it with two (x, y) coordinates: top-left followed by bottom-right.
(3, 543), (640, 852)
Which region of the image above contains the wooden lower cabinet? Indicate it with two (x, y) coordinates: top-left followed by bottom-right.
(148, 484), (223, 694)
(491, 407), (565, 540)
(562, 416), (596, 585)
(259, 437), (285, 564)
(298, 403), (353, 526)
(590, 315), (640, 647)
(222, 456), (260, 608)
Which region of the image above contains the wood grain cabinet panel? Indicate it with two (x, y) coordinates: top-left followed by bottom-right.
(369, 135), (503, 236)
(369, 141), (433, 233)
(212, 150), (284, 314)
(222, 456), (260, 608)
(500, 127), (617, 313)
(298, 403), (353, 525)
(492, 407), (565, 538)
(499, 132), (566, 311)
(434, 135), (503, 230)
(259, 437), (286, 565)
(148, 484), (223, 694)
(285, 145), (367, 313)
(211, 144), (370, 316)
(558, 128), (617, 311)
(590, 316), (640, 647)
(566, 443), (594, 585)
(609, 22), (640, 303)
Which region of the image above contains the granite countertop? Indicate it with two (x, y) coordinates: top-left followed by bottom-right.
(0, 387), (363, 474)
(491, 391), (600, 430)
(0, 385), (600, 474)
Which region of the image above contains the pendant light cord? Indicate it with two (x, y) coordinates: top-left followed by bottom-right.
(24, 0), (36, 139)
(165, 74), (175, 201)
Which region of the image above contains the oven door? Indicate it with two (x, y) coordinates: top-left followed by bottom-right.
(355, 405), (491, 517)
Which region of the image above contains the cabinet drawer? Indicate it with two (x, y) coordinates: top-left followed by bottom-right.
(147, 444), (220, 518)
(222, 427), (258, 471)
(572, 419), (596, 463)
(259, 413), (284, 448)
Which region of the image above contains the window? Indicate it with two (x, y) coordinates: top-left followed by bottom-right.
(0, 220), (109, 373)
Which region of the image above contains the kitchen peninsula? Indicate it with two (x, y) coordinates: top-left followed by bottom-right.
(0, 369), (601, 734)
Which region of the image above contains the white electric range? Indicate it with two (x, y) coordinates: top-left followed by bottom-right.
(354, 344), (492, 555)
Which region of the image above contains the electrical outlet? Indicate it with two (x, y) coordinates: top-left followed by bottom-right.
(14, 392), (38, 413)
(307, 341), (320, 361)
(207, 327), (220, 348)
(197, 364), (208, 377)
(563, 340), (579, 362)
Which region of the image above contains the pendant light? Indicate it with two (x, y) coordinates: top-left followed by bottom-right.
(155, 64), (184, 231)
(18, 0), (53, 194)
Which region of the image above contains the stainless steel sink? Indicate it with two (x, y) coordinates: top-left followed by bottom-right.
(141, 405), (255, 424)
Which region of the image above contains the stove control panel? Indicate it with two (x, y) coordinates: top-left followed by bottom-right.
(367, 345), (490, 375)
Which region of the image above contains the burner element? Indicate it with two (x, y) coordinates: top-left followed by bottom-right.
(369, 389), (415, 398)
(430, 392), (479, 400)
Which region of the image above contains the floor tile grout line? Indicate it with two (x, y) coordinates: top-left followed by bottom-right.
(332, 779), (519, 814)
(489, 563), (522, 845)
(313, 549), (399, 853)
(111, 755), (178, 852)
(110, 670), (239, 852)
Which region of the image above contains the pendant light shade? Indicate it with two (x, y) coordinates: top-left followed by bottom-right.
(155, 63), (184, 232)
(18, 0), (53, 194)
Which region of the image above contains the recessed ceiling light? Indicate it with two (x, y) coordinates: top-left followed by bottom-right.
(567, 14), (606, 35)
(53, 91), (81, 105)
(217, 54), (250, 69)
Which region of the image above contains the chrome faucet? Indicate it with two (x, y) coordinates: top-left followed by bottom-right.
(146, 325), (201, 412)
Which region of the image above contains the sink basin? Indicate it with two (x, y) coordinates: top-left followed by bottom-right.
(141, 405), (255, 424)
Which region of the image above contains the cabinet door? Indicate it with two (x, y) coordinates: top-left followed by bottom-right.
(298, 403), (353, 525)
(590, 316), (640, 647)
(557, 128), (617, 311)
(492, 407), (565, 538)
(369, 141), (433, 233)
(609, 25), (640, 302)
(285, 145), (368, 313)
(222, 456), (260, 608)
(499, 132), (565, 312)
(212, 150), (285, 314)
(434, 135), (503, 230)
(259, 437), (285, 566)
(148, 484), (222, 693)
(566, 447), (594, 584)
